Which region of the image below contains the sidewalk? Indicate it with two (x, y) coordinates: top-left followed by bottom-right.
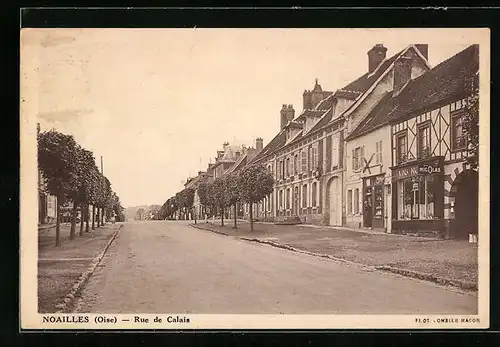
(38, 223), (122, 313)
(190, 220), (478, 290)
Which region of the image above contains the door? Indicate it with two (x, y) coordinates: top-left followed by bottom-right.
(372, 184), (385, 229)
(452, 170), (479, 239)
(293, 186), (299, 215)
(363, 186), (373, 228)
(328, 177), (340, 226)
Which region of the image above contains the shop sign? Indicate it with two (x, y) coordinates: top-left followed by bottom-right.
(418, 161), (442, 174)
(392, 165), (418, 181)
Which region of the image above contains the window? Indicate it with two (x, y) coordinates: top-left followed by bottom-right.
(312, 182), (317, 207)
(282, 161), (285, 179)
(354, 188), (359, 214)
(376, 140), (383, 165)
(396, 176), (436, 220)
(396, 133), (408, 164)
(347, 190), (353, 214)
(352, 146), (364, 171)
(308, 146), (313, 171)
(301, 150), (307, 173)
(302, 184), (308, 208)
(279, 190), (283, 209)
(418, 123), (431, 159)
(286, 158), (290, 177)
(286, 188), (290, 209)
(451, 112), (466, 150)
(332, 135), (339, 169)
(294, 154), (298, 174)
(312, 145), (318, 169)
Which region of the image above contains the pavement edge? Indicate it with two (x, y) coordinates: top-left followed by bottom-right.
(54, 224), (123, 313)
(189, 223), (477, 293)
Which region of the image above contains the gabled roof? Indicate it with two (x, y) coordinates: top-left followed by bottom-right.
(250, 130), (287, 164)
(340, 50), (404, 94)
(226, 151), (249, 174)
(389, 44), (478, 122)
(314, 93), (335, 111)
(339, 45), (431, 121)
(306, 108), (334, 135)
(346, 44), (479, 140)
(286, 121), (303, 129)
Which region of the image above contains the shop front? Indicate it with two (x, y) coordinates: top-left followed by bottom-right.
(391, 157), (444, 236)
(362, 174), (386, 230)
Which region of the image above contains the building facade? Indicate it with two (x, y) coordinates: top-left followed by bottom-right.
(344, 44), (431, 232)
(247, 44), (430, 228)
(388, 44), (479, 238)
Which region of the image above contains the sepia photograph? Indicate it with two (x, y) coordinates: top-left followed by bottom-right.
(20, 27), (490, 329)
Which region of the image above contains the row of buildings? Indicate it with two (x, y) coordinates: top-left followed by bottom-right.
(184, 43), (479, 239)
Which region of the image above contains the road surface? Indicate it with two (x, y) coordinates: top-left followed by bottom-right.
(75, 220), (477, 314)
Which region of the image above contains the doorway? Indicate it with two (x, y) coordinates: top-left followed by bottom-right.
(451, 169), (478, 239)
(328, 177), (340, 226)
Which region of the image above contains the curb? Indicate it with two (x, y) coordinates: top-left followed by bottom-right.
(189, 223), (477, 292)
(54, 224), (123, 313)
(190, 223), (230, 236)
(375, 265), (477, 292)
(239, 237), (368, 268)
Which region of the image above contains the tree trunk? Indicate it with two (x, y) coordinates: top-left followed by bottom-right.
(85, 204), (90, 233)
(249, 202), (254, 231)
(101, 207), (105, 225)
(70, 202), (77, 240)
(233, 203), (238, 229)
(79, 202), (85, 236)
(92, 205), (96, 230)
(194, 207), (197, 224)
(221, 206), (224, 227)
(55, 196), (61, 247)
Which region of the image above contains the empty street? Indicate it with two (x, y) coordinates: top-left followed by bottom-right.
(74, 221), (477, 314)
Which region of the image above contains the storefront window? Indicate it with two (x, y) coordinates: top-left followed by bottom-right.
(397, 176), (435, 220)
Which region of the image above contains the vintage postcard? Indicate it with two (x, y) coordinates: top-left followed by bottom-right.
(20, 27), (490, 329)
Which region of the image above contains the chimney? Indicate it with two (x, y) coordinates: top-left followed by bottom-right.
(255, 137), (263, 152)
(280, 104), (295, 130)
(393, 54), (413, 97)
(367, 44), (388, 73)
(415, 44), (429, 60)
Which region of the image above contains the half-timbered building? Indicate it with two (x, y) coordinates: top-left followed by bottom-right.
(388, 44), (479, 238)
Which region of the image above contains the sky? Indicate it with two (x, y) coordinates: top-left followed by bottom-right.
(21, 28), (482, 208)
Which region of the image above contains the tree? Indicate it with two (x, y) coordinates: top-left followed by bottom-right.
(463, 73), (479, 169)
(182, 188), (195, 223)
(208, 177), (230, 227)
(225, 173), (241, 229)
(136, 207), (145, 220)
(38, 130), (80, 247)
(238, 164), (274, 231)
(88, 165), (100, 230)
(73, 148), (97, 237)
(197, 178), (210, 222)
